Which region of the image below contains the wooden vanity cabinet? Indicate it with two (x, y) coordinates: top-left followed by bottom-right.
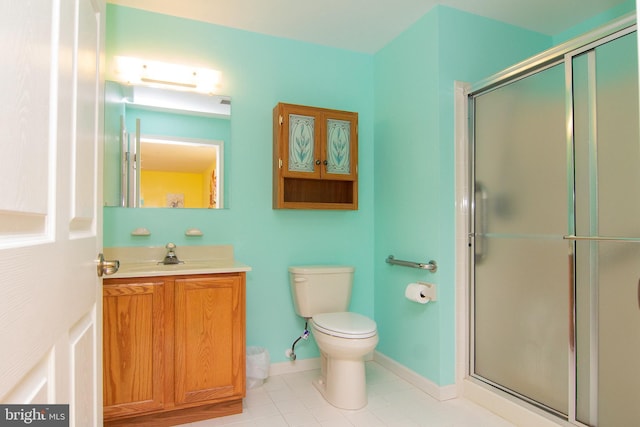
(103, 273), (246, 427)
(273, 102), (358, 209)
(103, 279), (166, 418)
(174, 275), (245, 405)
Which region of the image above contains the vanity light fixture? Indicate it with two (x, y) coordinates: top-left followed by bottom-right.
(114, 56), (221, 94)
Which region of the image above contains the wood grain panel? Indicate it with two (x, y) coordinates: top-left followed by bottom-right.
(174, 274), (245, 405)
(103, 399), (242, 427)
(103, 273), (246, 425)
(103, 280), (165, 417)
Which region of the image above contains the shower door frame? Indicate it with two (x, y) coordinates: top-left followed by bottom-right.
(461, 15), (637, 427)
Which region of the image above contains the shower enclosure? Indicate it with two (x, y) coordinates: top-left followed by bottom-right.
(468, 19), (639, 426)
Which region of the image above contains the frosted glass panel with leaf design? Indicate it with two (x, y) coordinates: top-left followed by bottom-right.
(288, 114), (315, 172)
(326, 119), (351, 175)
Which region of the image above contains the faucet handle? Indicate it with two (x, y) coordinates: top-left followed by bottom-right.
(162, 242), (180, 265)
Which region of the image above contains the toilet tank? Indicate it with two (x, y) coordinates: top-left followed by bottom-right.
(288, 266), (354, 318)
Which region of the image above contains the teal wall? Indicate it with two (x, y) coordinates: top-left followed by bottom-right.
(104, 3), (634, 384)
(104, 5), (375, 362)
(373, 6), (551, 385)
(125, 107), (230, 144)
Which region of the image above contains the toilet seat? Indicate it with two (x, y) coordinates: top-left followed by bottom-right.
(312, 312), (377, 339)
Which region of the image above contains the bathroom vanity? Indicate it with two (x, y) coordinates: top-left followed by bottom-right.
(102, 246), (250, 427)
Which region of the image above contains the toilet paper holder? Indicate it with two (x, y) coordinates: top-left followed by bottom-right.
(386, 255), (437, 273)
(405, 282), (437, 303)
(419, 282), (437, 301)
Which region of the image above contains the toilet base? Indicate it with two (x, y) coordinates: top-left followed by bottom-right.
(313, 354), (368, 410)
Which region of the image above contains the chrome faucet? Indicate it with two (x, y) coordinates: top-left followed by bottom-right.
(162, 242), (181, 265)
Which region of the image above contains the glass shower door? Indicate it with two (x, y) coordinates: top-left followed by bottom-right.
(471, 62), (569, 415)
(572, 31), (640, 427)
(471, 26), (640, 426)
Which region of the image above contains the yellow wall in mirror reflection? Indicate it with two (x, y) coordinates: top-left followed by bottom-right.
(141, 170), (210, 208)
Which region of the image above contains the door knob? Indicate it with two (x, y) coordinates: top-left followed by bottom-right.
(97, 253), (120, 277)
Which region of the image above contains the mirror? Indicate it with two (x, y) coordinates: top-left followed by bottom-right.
(104, 81), (231, 208)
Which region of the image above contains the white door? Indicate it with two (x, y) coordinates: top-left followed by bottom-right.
(0, 0), (105, 426)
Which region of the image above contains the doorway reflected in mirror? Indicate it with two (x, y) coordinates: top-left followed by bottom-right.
(104, 81), (230, 208)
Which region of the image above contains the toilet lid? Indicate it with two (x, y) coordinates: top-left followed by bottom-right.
(312, 312), (377, 339)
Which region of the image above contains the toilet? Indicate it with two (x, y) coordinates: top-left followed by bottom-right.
(288, 265), (378, 410)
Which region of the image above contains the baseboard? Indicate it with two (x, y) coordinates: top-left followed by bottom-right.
(268, 352), (378, 377)
(267, 351), (458, 403)
(373, 351), (457, 401)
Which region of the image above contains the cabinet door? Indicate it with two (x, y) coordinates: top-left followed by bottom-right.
(277, 103), (358, 181)
(103, 279), (166, 418)
(322, 109), (358, 181)
(174, 274), (245, 405)
(278, 103), (322, 179)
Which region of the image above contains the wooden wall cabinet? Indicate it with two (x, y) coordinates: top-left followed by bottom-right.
(103, 273), (245, 427)
(273, 102), (358, 209)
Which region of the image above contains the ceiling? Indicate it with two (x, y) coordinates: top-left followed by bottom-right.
(108, 0), (630, 53)
(140, 139), (217, 173)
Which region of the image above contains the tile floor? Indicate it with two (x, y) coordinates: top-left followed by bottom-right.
(180, 362), (516, 427)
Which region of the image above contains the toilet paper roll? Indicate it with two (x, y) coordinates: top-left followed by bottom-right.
(405, 283), (431, 304)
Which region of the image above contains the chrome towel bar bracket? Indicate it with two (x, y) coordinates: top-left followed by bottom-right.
(386, 255), (437, 272)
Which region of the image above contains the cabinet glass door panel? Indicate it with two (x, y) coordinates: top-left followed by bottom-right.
(288, 114), (316, 173)
(325, 118), (351, 175)
(322, 110), (357, 181)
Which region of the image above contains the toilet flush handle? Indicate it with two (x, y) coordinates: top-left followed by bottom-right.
(294, 277), (307, 283)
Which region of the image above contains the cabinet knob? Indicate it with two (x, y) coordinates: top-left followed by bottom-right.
(315, 160), (321, 165)
(323, 160), (328, 166)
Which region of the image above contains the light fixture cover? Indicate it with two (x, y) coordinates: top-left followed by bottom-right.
(114, 56), (221, 94)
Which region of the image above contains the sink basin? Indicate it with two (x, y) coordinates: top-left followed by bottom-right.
(103, 245), (251, 278)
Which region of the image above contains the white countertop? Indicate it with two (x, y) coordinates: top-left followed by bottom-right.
(104, 245), (251, 279)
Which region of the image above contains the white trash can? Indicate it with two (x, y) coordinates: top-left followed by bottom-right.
(246, 346), (270, 388)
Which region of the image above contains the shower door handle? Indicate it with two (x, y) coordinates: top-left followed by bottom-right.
(474, 182), (488, 262)
(637, 278), (640, 310)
